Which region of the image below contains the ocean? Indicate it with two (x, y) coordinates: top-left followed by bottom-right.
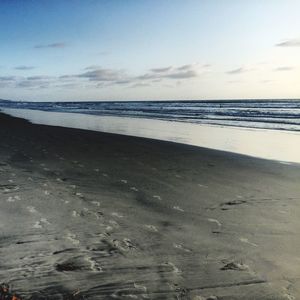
(1, 99), (300, 131)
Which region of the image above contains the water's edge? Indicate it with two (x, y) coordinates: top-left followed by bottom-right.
(2, 108), (300, 164)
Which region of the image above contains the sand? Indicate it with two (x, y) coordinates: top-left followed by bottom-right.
(0, 112), (300, 299)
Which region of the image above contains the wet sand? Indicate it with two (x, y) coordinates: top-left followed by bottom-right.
(0, 112), (300, 299)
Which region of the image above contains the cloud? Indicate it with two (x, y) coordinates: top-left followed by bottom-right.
(150, 66), (172, 73)
(27, 75), (52, 80)
(129, 83), (151, 88)
(176, 64), (193, 71)
(34, 42), (67, 49)
(164, 70), (197, 79)
(78, 68), (125, 82)
(276, 39), (300, 47)
(274, 66), (294, 71)
(138, 64), (199, 81)
(226, 67), (247, 75)
(14, 66), (35, 70)
(0, 76), (16, 81)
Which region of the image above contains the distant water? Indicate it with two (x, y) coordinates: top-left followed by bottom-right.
(1, 99), (300, 131)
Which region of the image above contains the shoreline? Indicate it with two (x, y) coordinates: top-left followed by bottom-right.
(2, 108), (300, 164)
(1, 113), (300, 299)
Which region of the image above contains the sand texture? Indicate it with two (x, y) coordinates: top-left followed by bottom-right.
(0, 113), (300, 300)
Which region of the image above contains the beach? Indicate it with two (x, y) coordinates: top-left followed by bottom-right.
(1, 112), (300, 299)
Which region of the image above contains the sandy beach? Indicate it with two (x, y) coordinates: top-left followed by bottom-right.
(1, 112), (300, 300)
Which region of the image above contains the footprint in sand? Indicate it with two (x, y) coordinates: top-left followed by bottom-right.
(108, 219), (120, 226)
(208, 218), (222, 232)
(144, 224), (158, 232)
(208, 218), (222, 227)
(220, 261), (249, 271)
(173, 206), (184, 212)
(133, 282), (147, 293)
(162, 262), (182, 274)
(239, 237), (258, 247)
(111, 212), (124, 218)
(75, 192), (84, 198)
(7, 195), (21, 202)
(85, 256), (103, 272)
(33, 218), (50, 229)
(27, 206), (38, 213)
(153, 195), (162, 200)
(173, 243), (191, 252)
(72, 210), (80, 217)
(198, 184), (208, 188)
(65, 232), (80, 245)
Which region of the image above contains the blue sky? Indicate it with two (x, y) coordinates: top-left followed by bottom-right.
(0, 0), (300, 101)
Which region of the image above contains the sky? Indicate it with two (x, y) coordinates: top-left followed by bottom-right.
(0, 0), (300, 101)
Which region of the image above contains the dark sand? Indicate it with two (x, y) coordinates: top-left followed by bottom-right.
(0, 112), (300, 299)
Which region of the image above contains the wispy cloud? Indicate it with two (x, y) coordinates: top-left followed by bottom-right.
(139, 64), (199, 81)
(34, 42), (67, 49)
(276, 39), (300, 47)
(226, 67), (247, 75)
(1, 62), (200, 90)
(0, 76), (16, 81)
(14, 65), (35, 70)
(150, 66), (172, 73)
(274, 66), (294, 71)
(78, 68), (125, 82)
(164, 70), (197, 79)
